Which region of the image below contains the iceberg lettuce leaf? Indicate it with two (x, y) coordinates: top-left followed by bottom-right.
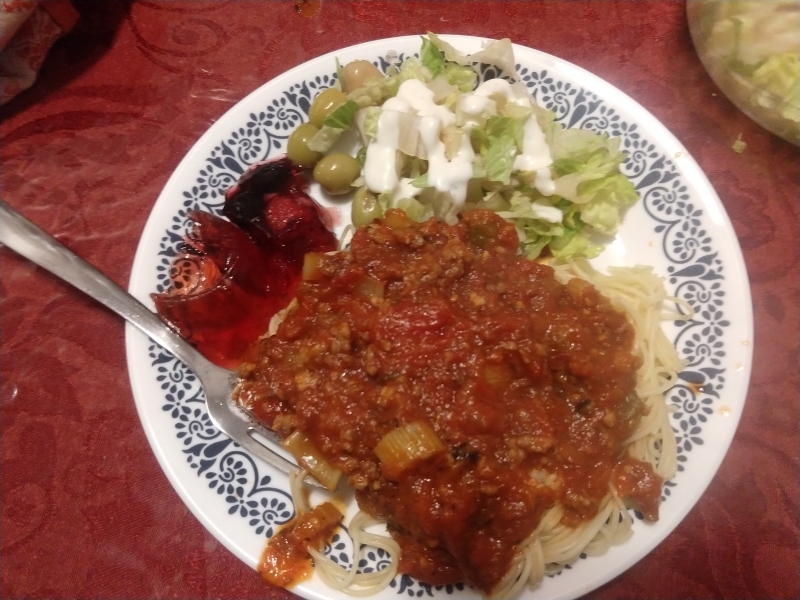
(421, 36), (446, 77)
(472, 116), (526, 184)
(323, 100), (359, 129)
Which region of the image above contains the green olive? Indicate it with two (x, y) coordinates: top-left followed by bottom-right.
(309, 88), (348, 128)
(341, 60), (383, 93)
(313, 153), (361, 195)
(352, 186), (383, 226)
(466, 178), (484, 204)
(287, 123), (323, 168)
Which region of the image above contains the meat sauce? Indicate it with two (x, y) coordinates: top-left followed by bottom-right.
(235, 209), (662, 593)
(258, 502), (343, 588)
(152, 158), (337, 368)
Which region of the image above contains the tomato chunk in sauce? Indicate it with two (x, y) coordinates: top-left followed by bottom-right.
(258, 502), (343, 588)
(235, 209), (662, 593)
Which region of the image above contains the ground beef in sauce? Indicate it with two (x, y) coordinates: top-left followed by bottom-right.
(235, 209), (661, 593)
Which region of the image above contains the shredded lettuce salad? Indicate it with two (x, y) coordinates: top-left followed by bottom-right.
(312, 34), (639, 260)
(691, 0), (800, 143)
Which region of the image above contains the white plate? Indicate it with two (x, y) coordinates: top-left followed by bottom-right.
(126, 35), (753, 600)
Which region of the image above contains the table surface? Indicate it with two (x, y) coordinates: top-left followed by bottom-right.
(1, 1), (798, 599)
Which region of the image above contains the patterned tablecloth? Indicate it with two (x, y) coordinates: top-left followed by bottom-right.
(1, 2), (797, 599)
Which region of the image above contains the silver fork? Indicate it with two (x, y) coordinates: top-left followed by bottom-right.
(0, 198), (321, 487)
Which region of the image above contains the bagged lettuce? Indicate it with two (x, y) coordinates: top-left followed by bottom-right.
(318, 34), (641, 259)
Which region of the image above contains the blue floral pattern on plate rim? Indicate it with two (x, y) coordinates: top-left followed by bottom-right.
(126, 35), (753, 600)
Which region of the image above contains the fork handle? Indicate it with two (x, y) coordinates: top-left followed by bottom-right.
(0, 198), (208, 371)
(0, 199), (324, 487)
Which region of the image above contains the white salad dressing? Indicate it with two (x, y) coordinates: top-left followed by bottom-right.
(459, 79), (556, 199)
(364, 109), (402, 193)
(458, 93), (491, 116)
(533, 167), (556, 196)
(418, 115), (474, 205)
(463, 79), (532, 108)
(388, 79), (455, 125)
(363, 77), (558, 214)
(513, 110), (556, 197)
(514, 118), (551, 171)
(457, 79), (531, 127)
(529, 200), (563, 223)
(365, 79), (472, 207)
(392, 177), (423, 203)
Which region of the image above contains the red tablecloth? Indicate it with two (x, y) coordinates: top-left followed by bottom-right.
(1, 1), (798, 599)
